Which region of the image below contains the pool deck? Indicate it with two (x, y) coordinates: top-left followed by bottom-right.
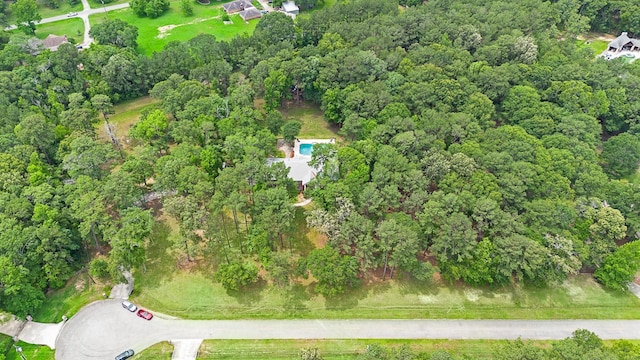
(599, 49), (640, 63)
(293, 139), (335, 159)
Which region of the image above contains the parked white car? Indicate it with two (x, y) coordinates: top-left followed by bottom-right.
(121, 300), (137, 312)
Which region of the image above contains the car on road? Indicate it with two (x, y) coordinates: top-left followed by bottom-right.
(114, 349), (134, 360)
(67, 12), (78, 17)
(121, 301), (137, 312)
(137, 309), (153, 320)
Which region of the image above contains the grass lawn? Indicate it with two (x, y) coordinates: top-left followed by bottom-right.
(96, 96), (160, 146)
(6, 1), (83, 25)
(575, 39), (609, 55)
(131, 341), (173, 359)
(132, 212), (640, 321)
(136, 339), (640, 359)
(90, 0), (258, 56)
(279, 102), (341, 139)
(4, 341), (54, 360)
(87, 0), (130, 9)
(35, 18), (84, 44)
(31, 271), (106, 323)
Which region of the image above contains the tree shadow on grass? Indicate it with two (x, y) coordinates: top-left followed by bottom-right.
(134, 221), (176, 290)
(322, 281), (390, 312)
(282, 283), (311, 317)
(397, 275), (440, 296)
(226, 278), (267, 306)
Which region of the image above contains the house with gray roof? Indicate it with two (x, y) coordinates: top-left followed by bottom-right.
(240, 7), (262, 20)
(222, 0), (254, 14)
(42, 34), (68, 52)
(282, 1), (299, 15)
(608, 32), (640, 52)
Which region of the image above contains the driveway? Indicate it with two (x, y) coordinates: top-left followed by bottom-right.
(55, 299), (640, 360)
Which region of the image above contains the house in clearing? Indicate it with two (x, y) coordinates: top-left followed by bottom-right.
(282, 1), (299, 15)
(222, 0), (254, 14)
(42, 34), (69, 52)
(240, 7), (262, 20)
(608, 32), (640, 52)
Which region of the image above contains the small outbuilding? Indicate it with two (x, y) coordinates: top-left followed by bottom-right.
(240, 7), (262, 20)
(608, 32), (640, 52)
(222, 0), (254, 14)
(42, 34), (69, 52)
(282, 1), (299, 15)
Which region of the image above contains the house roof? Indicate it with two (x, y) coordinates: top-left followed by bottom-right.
(222, 0), (254, 12)
(609, 32), (640, 49)
(266, 158), (319, 185)
(282, 1), (299, 12)
(42, 34), (68, 50)
(240, 7), (262, 20)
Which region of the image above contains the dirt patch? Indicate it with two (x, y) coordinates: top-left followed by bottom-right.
(156, 15), (223, 39)
(74, 278), (87, 291)
(157, 24), (178, 39)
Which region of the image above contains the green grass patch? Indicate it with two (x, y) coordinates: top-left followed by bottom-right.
(279, 102), (341, 139)
(4, 341), (54, 360)
(132, 213), (640, 320)
(31, 271), (105, 323)
(131, 341), (173, 359)
(90, 0), (258, 56)
(575, 39), (609, 55)
(87, 0), (130, 9)
(35, 18), (84, 44)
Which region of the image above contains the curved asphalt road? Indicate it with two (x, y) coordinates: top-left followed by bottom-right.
(55, 299), (640, 360)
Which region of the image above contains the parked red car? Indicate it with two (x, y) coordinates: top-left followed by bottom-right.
(136, 309), (153, 320)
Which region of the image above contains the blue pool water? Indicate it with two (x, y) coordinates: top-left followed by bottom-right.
(299, 143), (314, 156)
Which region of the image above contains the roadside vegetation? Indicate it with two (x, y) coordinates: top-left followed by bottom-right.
(133, 335), (640, 360)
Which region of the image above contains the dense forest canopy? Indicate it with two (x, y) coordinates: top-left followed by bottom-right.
(1, 0), (640, 317)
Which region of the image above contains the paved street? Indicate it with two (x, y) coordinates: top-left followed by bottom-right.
(4, 0), (129, 46)
(53, 299), (640, 360)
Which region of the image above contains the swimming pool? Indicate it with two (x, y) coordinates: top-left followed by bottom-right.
(299, 143), (314, 156)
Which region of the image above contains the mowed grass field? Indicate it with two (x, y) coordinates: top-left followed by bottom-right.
(90, 0), (258, 56)
(134, 339), (640, 360)
(575, 38), (609, 55)
(279, 102), (342, 139)
(131, 210), (640, 321)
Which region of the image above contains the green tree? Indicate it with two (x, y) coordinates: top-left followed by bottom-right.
(214, 261), (259, 291)
(62, 135), (117, 179)
(89, 19), (139, 48)
(306, 246), (359, 296)
(130, 109), (169, 145)
(282, 120), (302, 144)
(595, 241), (640, 291)
(264, 70), (289, 111)
(181, 0), (193, 16)
(600, 133), (640, 178)
(11, 0), (41, 34)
